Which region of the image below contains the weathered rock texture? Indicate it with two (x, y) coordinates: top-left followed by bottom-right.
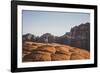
(22, 41), (90, 62)
(70, 23), (90, 51)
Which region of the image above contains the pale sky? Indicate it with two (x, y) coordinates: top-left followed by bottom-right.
(22, 10), (90, 36)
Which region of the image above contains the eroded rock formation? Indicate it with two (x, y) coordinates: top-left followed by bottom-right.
(22, 41), (90, 62)
(70, 23), (90, 51)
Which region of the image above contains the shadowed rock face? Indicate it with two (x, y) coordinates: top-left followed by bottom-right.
(70, 23), (90, 51)
(22, 41), (90, 62)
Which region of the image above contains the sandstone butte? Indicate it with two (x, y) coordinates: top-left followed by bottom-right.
(22, 41), (90, 62)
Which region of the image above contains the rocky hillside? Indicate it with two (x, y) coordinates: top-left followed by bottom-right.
(22, 41), (90, 62)
(23, 22), (90, 51)
(70, 22), (90, 51)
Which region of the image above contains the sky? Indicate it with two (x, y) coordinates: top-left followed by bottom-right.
(22, 10), (90, 36)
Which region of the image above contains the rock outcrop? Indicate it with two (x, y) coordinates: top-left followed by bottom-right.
(22, 41), (90, 62)
(22, 22), (90, 51)
(70, 22), (90, 51)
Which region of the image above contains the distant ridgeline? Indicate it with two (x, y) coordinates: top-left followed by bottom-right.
(23, 22), (90, 51)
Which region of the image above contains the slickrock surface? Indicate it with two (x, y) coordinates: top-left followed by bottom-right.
(22, 41), (90, 62)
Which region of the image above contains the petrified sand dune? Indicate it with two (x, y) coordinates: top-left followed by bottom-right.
(32, 51), (51, 55)
(51, 53), (71, 61)
(70, 53), (86, 60)
(23, 53), (51, 61)
(23, 41), (33, 46)
(70, 48), (90, 59)
(22, 53), (34, 62)
(22, 42), (90, 62)
(32, 53), (51, 61)
(55, 46), (70, 55)
(35, 45), (56, 54)
(23, 46), (38, 52)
